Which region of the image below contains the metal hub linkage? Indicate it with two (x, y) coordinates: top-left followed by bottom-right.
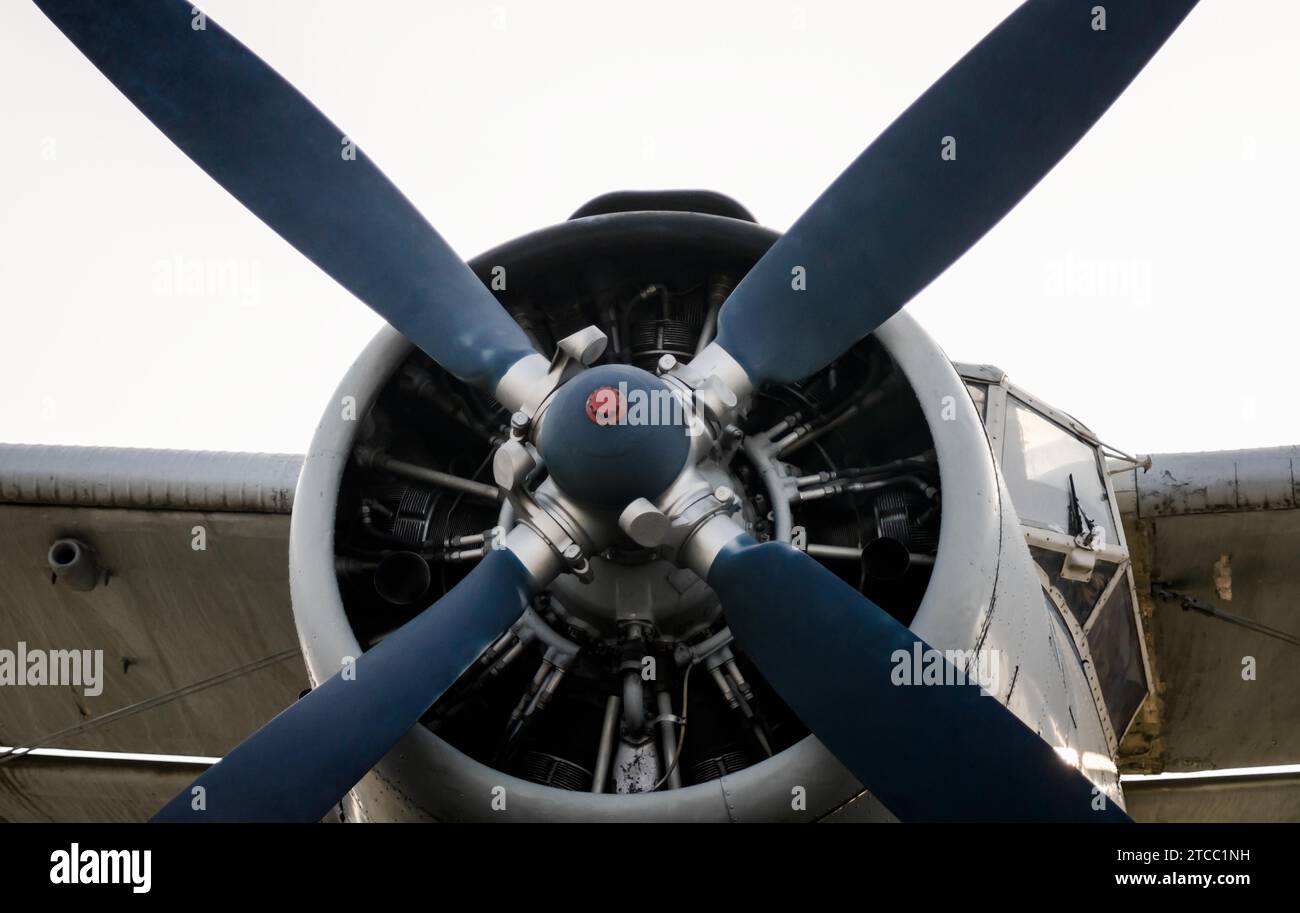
(492, 328), (755, 612)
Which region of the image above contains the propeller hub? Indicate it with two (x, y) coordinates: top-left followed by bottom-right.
(584, 385), (627, 426)
(538, 364), (691, 510)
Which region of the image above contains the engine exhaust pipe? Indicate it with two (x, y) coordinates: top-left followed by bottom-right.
(48, 538), (101, 591)
(860, 537), (934, 582)
(372, 551), (431, 605)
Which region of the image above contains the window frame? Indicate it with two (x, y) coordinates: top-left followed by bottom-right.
(955, 363), (1155, 740)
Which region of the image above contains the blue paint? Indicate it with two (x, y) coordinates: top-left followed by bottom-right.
(35, 0), (539, 392)
(714, 0), (1198, 386)
(708, 535), (1131, 822)
(538, 364), (691, 509)
(153, 549), (535, 822)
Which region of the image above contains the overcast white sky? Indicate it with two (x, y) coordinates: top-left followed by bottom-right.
(2, 1), (1297, 456)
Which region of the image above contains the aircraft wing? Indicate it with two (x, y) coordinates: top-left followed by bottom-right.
(0, 444), (307, 822)
(1112, 446), (1300, 821)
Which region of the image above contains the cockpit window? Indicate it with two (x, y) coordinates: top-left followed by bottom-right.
(1000, 398), (1115, 542)
(1086, 577), (1147, 736)
(1031, 546), (1117, 627)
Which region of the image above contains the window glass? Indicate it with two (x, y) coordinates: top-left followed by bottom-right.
(1086, 577), (1148, 736)
(1031, 546), (1116, 627)
(1001, 398), (1115, 541)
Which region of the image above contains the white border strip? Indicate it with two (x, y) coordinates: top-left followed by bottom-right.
(0, 746), (219, 766)
(1122, 762), (1300, 784)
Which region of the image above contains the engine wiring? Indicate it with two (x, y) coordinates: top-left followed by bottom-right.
(651, 660), (696, 792)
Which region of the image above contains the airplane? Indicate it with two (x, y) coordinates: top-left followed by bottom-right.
(4, 0), (1292, 823)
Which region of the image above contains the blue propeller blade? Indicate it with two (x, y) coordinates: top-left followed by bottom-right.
(34, 0), (539, 393)
(153, 548), (536, 823)
(712, 0), (1199, 386)
(708, 535), (1131, 822)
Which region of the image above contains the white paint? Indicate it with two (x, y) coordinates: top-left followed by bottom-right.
(1122, 762), (1300, 783)
(0, 746), (219, 765)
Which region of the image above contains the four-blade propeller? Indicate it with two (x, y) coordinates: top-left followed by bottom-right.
(34, 0), (1199, 823)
